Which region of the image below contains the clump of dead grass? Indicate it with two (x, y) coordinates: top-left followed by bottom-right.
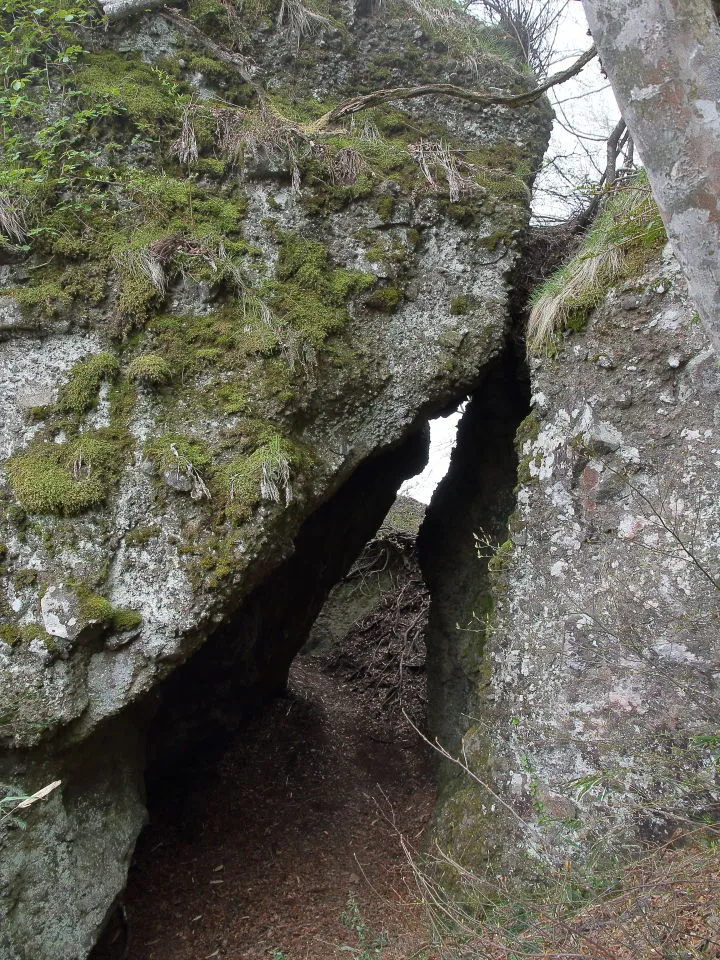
(527, 173), (666, 352)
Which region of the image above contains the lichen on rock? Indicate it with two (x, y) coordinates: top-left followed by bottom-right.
(0, 0), (551, 954)
(432, 249), (720, 883)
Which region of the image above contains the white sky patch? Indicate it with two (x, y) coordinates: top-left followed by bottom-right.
(532, 5), (621, 222)
(399, 404), (465, 503)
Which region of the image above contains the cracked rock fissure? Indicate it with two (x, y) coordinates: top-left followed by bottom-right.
(98, 350), (531, 955)
(419, 350), (530, 764)
(144, 348), (530, 789)
(143, 425), (430, 782)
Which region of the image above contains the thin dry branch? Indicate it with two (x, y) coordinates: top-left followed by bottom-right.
(159, 9), (257, 85)
(471, 0), (570, 75)
(311, 44), (596, 130)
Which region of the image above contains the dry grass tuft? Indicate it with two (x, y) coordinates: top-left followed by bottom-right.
(409, 139), (478, 202)
(0, 192), (29, 243)
(277, 0), (332, 45)
(527, 175), (666, 352)
(171, 105), (199, 165)
(403, 828), (720, 960)
(330, 146), (366, 186)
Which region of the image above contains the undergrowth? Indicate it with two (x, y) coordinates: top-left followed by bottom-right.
(409, 827), (720, 960)
(393, 0), (512, 71)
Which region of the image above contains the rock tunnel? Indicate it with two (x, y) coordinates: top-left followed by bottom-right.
(85, 348), (529, 959)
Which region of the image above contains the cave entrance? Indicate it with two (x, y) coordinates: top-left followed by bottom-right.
(92, 351), (528, 960)
(113, 513), (434, 960)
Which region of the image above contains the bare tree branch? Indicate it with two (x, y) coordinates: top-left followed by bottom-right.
(604, 116), (626, 187)
(469, 0), (571, 75)
(159, 8), (256, 84)
(310, 44), (597, 131)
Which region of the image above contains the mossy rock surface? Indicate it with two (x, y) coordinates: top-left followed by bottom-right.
(0, 0), (549, 767)
(0, 1), (551, 956)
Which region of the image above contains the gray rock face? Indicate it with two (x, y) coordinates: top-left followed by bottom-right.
(434, 250), (720, 874)
(0, 1), (550, 955)
(40, 585), (100, 645)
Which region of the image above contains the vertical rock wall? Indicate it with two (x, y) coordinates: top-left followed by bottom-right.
(433, 248), (720, 874)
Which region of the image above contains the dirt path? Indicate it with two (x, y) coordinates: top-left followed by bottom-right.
(97, 653), (435, 960)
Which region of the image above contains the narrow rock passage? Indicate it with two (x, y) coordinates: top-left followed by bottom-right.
(98, 649), (435, 960)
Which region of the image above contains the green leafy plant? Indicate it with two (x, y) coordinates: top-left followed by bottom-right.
(0, 0), (123, 244)
(340, 893), (389, 959)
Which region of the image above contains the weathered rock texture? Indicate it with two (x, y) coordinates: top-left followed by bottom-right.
(0, 0), (550, 955)
(582, 0), (720, 355)
(419, 353), (529, 758)
(434, 249), (720, 875)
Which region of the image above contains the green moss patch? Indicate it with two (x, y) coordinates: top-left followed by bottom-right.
(215, 433), (308, 521)
(13, 263), (108, 315)
(366, 286), (402, 313)
(0, 623), (53, 648)
(57, 352), (119, 417)
(450, 295), (469, 315)
(75, 53), (183, 134)
(79, 592), (114, 622)
(267, 233), (375, 349)
(127, 354), (173, 387)
(112, 607), (142, 631)
(7, 377), (134, 516)
(7, 426), (130, 516)
(144, 433), (213, 474)
(125, 525), (161, 547)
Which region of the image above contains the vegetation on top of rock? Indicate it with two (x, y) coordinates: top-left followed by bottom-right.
(75, 52), (184, 132)
(111, 606), (143, 631)
(6, 427), (130, 516)
(391, 0), (515, 66)
(513, 408), (541, 487)
(450, 295), (470, 315)
(215, 433), (304, 521)
(365, 286), (403, 313)
(267, 233), (375, 348)
(0, 0), (544, 361)
(527, 173), (666, 351)
(0, 0), (545, 560)
(144, 432), (213, 476)
(6, 373), (135, 516)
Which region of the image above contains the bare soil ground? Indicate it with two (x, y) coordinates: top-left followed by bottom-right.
(94, 557), (434, 960)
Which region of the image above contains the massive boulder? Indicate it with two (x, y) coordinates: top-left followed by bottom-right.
(431, 247), (720, 876)
(0, 0), (550, 956)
